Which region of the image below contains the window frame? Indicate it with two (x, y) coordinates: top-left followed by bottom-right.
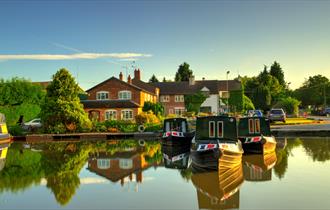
(209, 121), (215, 138)
(217, 121), (224, 138)
(96, 91), (109, 100)
(121, 109), (133, 120)
(105, 109), (117, 121)
(118, 90), (132, 100)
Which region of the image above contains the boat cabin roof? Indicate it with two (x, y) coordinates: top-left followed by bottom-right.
(238, 116), (271, 137)
(163, 117), (189, 132)
(163, 117), (187, 123)
(195, 116), (237, 141)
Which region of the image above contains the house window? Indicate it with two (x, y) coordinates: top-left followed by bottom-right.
(174, 95), (184, 102)
(169, 109), (174, 114)
(220, 91), (229, 99)
(119, 159), (133, 169)
(217, 121), (224, 138)
(160, 95), (170, 102)
(118, 91), (132, 100)
(209, 121), (215, 137)
(121, 109), (133, 120)
(96, 91), (109, 100)
(248, 119), (255, 134)
(105, 110), (117, 120)
(97, 159), (110, 169)
(174, 108), (185, 116)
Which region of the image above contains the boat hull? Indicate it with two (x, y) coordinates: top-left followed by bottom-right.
(0, 134), (11, 144)
(239, 136), (276, 154)
(161, 133), (194, 147)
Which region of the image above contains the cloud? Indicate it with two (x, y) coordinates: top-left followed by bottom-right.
(0, 53), (152, 61)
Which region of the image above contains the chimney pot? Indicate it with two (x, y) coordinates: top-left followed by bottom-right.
(134, 68), (141, 80)
(127, 75), (132, 84)
(189, 75), (195, 85)
(119, 72), (123, 81)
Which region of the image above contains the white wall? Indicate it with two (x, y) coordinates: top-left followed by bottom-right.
(200, 94), (219, 113)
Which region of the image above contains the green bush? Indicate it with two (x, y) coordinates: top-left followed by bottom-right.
(8, 125), (25, 136)
(243, 95), (255, 112)
(144, 123), (162, 132)
(274, 97), (301, 115)
(0, 103), (41, 126)
(142, 102), (164, 116)
(103, 120), (137, 133)
(135, 111), (160, 125)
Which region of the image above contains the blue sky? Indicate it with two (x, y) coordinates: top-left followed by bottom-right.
(0, 1), (330, 90)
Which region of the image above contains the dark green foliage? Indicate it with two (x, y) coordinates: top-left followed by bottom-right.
(142, 101), (164, 116)
(301, 139), (330, 162)
(40, 68), (92, 133)
(273, 97), (301, 115)
(175, 62), (193, 82)
(270, 61), (285, 87)
(184, 91), (207, 114)
(242, 95), (255, 111)
(229, 89), (244, 112)
(253, 85), (271, 110)
(294, 74), (330, 108)
(0, 103), (41, 126)
(149, 74), (159, 83)
(100, 120), (138, 132)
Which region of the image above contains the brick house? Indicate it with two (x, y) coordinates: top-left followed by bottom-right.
(153, 77), (242, 115)
(81, 69), (159, 121)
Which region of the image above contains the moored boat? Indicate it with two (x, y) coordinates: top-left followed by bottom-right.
(0, 113), (11, 144)
(162, 118), (194, 146)
(238, 116), (276, 154)
(191, 116), (243, 171)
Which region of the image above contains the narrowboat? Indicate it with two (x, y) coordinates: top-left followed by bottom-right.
(0, 113), (11, 144)
(243, 151), (277, 182)
(162, 144), (190, 169)
(191, 163), (243, 209)
(162, 118), (194, 146)
(191, 116), (243, 171)
(238, 116), (276, 154)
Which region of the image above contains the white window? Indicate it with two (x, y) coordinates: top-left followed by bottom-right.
(121, 109), (133, 120)
(174, 108), (185, 116)
(97, 159), (110, 169)
(174, 95), (184, 102)
(160, 95), (170, 102)
(118, 91), (132, 100)
(119, 159), (133, 169)
(96, 91), (109, 100)
(105, 110), (117, 120)
(220, 91), (229, 99)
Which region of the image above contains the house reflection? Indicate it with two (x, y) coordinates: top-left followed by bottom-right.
(191, 164), (244, 210)
(243, 152), (277, 182)
(87, 148), (161, 187)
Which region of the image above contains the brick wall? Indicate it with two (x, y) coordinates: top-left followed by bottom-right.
(160, 95), (185, 115)
(84, 108), (140, 121)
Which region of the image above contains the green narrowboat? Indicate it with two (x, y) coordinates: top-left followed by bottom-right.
(162, 144), (190, 169)
(191, 116), (243, 170)
(162, 118), (194, 146)
(0, 113), (11, 144)
(238, 117), (276, 154)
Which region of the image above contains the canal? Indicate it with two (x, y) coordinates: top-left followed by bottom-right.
(0, 137), (329, 209)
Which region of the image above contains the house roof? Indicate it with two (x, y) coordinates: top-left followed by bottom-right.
(85, 76), (156, 95)
(153, 80), (241, 95)
(132, 78), (157, 94)
(81, 100), (140, 109)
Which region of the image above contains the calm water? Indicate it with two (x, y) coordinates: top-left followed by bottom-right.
(0, 137), (330, 209)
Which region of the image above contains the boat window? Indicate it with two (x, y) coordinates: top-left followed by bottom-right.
(165, 122), (170, 132)
(255, 119), (260, 133)
(248, 119), (254, 134)
(181, 121), (187, 132)
(209, 121), (215, 137)
(217, 121), (224, 138)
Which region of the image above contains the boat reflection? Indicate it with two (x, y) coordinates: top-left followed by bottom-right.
(243, 152), (277, 181)
(191, 163), (244, 210)
(162, 144), (190, 169)
(0, 142), (10, 171)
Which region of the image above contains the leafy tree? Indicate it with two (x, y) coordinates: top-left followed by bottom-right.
(294, 75), (330, 108)
(229, 89), (244, 112)
(40, 68), (92, 133)
(184, 91), (207, 114)
(142, 101), (164, 116)
(273, 97), (301, 115)
(242, 95), (255, 111)
(175, 62), (193, 82)
(253, 85), (271, 110)
(148, 74), (159, 83)
(270, 61), (285, 87)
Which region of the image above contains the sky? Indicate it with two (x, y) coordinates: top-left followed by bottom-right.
(0, 1), (330, 90)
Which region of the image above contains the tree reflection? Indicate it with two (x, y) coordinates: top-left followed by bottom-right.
(274, 138), (302, 179)
(301, 138), (330, 162)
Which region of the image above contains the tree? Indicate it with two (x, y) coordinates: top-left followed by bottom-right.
(273, 97), (301, 115)
(142, 102), (164, 116)
(175, 62), (193, 82)
(270, 61), (285, 87)
(40, 68), (92, 133)
(184, 91), (208, 114)
(242, 95), (255, 111)
(253, 85), (272, 110)
(148, 74), (159, 83)
(228, 89), (244, 112)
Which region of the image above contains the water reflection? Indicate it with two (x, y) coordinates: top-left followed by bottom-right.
(1, 138), (330, 209)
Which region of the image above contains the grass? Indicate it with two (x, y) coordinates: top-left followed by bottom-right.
(272, 118), (323, 125)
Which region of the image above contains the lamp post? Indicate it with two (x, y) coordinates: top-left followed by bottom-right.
(226, 70), (230, 113)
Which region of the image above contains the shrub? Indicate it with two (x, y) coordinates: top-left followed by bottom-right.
(8, 125), (25, 136)
(135, 111), (160, 125)
(142, 102), (164, 116)
(144, 123), (162, 132)
(274, 97), (301, 115)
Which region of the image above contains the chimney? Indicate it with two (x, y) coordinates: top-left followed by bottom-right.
(134, 69), (141, 80)
(119, 72), (123, 81)
(189, 75), (195, 85)
(127, 75), (132, 84)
